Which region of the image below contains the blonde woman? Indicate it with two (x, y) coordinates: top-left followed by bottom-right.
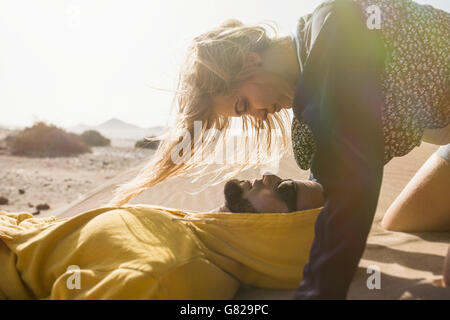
(110, 0), (449, 299)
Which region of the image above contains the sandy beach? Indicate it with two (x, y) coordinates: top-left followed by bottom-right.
(1, 123), (449, 299)
(0, 128), (154, 217)
(53, 139), (450, 300)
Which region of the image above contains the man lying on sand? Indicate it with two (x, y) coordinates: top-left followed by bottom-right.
(2, 171), (448, 300)
(0, 174), (324, 299)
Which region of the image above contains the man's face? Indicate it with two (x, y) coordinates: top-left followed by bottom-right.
(240, 174), (290, 213)
(223, 174), (325, 213)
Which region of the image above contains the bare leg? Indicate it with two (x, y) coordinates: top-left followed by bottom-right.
(381, 146), (450, 232)
(444, 246), (450, 287)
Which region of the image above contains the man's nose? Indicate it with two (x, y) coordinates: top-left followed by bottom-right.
(262, 174), (281, 187)
(240, 180), (252, 191)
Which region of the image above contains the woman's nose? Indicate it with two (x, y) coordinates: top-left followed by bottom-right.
(249, 108), (268, 121)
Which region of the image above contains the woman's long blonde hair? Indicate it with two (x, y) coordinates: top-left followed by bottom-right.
(109, 19), (295, 206)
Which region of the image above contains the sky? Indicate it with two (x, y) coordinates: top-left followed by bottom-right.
(0, 0), (449, 129)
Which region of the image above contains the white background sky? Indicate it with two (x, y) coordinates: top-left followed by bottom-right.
(1, 0), (448, 129)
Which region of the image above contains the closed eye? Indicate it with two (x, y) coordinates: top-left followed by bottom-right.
(234, 98), (247, 116)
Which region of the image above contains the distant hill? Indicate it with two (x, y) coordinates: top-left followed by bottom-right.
(97, 118), (141, 130)
(67, 118), (164, 140)
(69, 124), (91, 133)
(0, 123), (21, 130)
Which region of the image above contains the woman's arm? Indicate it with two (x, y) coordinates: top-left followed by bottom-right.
(292, 0), (386, 299)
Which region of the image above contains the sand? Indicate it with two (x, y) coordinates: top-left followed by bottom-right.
(1, 129), (449, 299)
(0, 128), (155, 217)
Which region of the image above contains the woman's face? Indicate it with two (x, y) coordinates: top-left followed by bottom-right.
(213, 72), (293, 121)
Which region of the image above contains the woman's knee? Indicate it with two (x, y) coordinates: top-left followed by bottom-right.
(444, 246), (450, 287)
(381, 149), (450, 232)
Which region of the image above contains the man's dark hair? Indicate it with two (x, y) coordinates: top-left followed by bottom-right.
(223, 179), (258, 213)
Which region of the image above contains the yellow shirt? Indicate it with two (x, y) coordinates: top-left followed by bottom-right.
(0, 205), (319, 299)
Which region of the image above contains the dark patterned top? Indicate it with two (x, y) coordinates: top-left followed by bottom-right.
(291, 0), (450, 170)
